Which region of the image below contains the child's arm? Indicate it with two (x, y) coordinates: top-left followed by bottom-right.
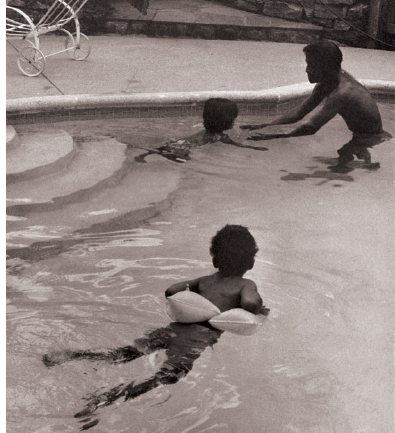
(165, 277), (201, 298)
(240, 280), (263, 315)
(220, 133), (268, 151)
(239, 122), (270, 131)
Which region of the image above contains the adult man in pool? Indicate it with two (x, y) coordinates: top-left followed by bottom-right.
(241, 39), (392, 171)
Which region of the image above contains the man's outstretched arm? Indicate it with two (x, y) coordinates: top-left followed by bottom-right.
(241, 84), (326, 131)
(248, 94), (340, 141)
(220, 133), (268, 151)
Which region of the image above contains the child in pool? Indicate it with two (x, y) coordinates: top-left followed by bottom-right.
(242, 40), (392, 171)
(43, 225), (269, 430)
(135, 98), (268, 163)
(165, 224), (269, 314)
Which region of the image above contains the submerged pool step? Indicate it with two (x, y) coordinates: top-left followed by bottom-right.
(7, 126), (76, 185)
(6, 130), (127, 212)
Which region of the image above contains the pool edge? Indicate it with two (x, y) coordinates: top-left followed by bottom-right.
(6, 80), (395, 124)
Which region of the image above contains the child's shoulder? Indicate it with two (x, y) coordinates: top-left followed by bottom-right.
(241, 277), (258, 290)
(220, 275), (257, 293)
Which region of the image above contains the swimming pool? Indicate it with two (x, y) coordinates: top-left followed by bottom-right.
(6, 102), (395, 432)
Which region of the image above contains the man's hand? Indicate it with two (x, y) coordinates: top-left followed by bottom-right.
(247, 133), (290, 141)
(240, 144), (268, 151)
(221, 134), (268, 150)
(240, 124), (268, 131)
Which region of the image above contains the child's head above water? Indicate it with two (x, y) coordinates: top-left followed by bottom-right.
(203, 98), (239, 134)
(210, 225), (258, 277)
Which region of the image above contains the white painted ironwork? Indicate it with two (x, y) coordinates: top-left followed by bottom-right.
(6, 0), (91, 76)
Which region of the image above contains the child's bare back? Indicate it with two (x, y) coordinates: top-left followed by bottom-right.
(165, 225), (268, 316)
(166, 272), (262, 314)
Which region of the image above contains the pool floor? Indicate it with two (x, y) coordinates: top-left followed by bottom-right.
(6, 104), (395, 433)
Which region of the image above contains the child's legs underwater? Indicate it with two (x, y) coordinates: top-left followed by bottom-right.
(42, 345), (145, 367)
(74, 323), (222, 422)
(104, 324), (222, 401)
(42, 326), (175, 367)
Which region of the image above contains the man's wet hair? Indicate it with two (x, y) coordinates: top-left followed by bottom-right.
(210, 225), (259, 277)
(303, 39), (343, 72)
(203, 98), (239, 134)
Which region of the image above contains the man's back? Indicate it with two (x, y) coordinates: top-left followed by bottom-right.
(328, 72), (383, 134)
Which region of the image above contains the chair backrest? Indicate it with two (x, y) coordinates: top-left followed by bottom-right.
(6, 6), (35, 37)
(37, 0), (90, 28)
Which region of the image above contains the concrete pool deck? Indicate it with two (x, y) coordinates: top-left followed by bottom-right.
(6, 35), (395, 103)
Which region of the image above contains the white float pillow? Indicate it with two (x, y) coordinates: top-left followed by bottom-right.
(166, 291), (265, 335)
(166, 290), (221, 323)
(209, 308), (265, 336)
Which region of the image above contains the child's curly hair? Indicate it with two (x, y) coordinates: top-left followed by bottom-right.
(210, 225), (258, 277)
(203, 98), (239, 134)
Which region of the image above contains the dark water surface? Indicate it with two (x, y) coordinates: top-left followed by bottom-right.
(7, 104), (395, 432)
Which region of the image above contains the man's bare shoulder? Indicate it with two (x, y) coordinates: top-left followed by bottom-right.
(322, 77), (357, 108)
(335, 73), (372, 99)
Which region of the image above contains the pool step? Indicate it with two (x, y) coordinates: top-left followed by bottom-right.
(7, 126), (76, 185)
(6, 129), (127, 215)
(6, 125), (19, 149)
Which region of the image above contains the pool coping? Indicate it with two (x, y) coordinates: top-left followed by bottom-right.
(6, 80), (395, 124)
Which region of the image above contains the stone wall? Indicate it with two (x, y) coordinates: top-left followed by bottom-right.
(216, 0), (369, 32)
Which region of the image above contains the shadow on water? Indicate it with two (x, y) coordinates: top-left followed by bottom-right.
(280, 156), (382, 185)
(6, 217), (155, 263)
(42, 323), (223, 431)
(6, 194), (172, 262)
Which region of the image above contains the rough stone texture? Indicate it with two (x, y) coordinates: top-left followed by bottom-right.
(320, 0), (356, 4)
(333, 20), (350, 30)
(314, 4), (348, 19)
(85, 0), (389, 49)
(6, 0), (26, 6)
(220, 0), (371, 34)
(263, 1), (304, 21)
(238, 27), (269, 40)
(347, 3), (369, 21)
(128, 21), (148, 34)
(299, 0), (316, 18)
(234, 0), (262, 13)
(105, 20), (129, 34)
(312, 17), (334, 28)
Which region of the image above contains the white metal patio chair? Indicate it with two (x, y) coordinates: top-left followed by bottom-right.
(6, 0), (91, 76)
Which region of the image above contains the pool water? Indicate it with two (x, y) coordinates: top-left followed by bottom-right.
(6, 103), (395, 433)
